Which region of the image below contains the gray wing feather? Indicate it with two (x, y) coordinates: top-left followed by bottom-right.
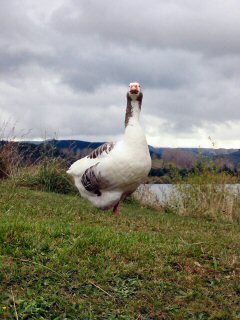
(81, 163), (104, 196)
(87, 142), (115, 159)
(82, 142), (114, 196)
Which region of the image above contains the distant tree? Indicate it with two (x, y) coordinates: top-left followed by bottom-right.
(162, 149), (196, 169)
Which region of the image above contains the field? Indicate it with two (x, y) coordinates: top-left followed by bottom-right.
(0, 182), (239, 319)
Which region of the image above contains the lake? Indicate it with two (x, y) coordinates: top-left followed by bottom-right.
(140, 184), (240, 205)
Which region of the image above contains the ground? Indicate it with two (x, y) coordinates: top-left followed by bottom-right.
(0, 183), (239, 319)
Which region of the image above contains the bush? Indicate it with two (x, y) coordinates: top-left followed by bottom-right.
(16, 158), (77, 194)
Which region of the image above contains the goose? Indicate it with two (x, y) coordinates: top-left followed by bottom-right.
(67, 82), (151, 216)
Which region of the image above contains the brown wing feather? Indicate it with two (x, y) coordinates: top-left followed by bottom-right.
(87, 142), (114, 159)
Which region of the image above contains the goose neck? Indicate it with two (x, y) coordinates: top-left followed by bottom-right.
(124, 100), (141, 128)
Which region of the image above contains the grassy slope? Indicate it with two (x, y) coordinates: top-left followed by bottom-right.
(0, 183), (239, 320)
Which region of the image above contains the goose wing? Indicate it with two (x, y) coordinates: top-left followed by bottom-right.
(81, 162), (109, 196)
(87, 142), (115, 160)
(81, 142), (116, 195)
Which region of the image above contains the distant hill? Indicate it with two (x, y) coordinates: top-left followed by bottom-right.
(214, 150), (240, 167)
(149, 146), (238, 160)
(1, 139), (238, 168)
(0, 140), (63, 165)
(25, 139), (103, 151)
(40, 140), (239, 161)
(47, 139), (103, 151)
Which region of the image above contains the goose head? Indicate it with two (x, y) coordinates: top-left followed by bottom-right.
(127, 82), (143, 101)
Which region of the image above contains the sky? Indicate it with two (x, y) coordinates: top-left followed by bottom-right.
(0, 0), (240, 148)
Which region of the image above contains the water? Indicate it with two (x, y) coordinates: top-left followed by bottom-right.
(149, 184), (176, 204)
(144, 184), (240, 205)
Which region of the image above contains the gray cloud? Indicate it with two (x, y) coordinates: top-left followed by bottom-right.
(0, 0), (239, 147)
(51, 0), (240, 55)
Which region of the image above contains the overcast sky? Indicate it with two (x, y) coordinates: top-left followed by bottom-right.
(0, 0), (240, 148)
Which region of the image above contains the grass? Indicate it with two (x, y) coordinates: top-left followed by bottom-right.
(0, 182), (239, 319)
(13, 158), (76, 195)
(173, 172), (240, 224)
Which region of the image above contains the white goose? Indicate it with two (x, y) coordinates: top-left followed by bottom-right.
(67, 82), (151, 215)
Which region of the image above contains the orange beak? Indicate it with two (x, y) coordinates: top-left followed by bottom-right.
(130, 84), (139, 94)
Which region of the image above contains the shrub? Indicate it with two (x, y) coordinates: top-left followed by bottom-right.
(16, 158), (76, 194)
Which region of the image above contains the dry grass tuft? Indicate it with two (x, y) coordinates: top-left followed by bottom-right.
(173, 173), (240, 223)
(0, 121), (28, 179)
(132, 184), (163, 210)
(133, 173), (240, 223)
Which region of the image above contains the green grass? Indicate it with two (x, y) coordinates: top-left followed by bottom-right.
(12, 158), (76, 195)
(0, 182), (239, 319)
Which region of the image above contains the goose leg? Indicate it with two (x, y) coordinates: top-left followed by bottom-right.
(113, 201), (120, 216)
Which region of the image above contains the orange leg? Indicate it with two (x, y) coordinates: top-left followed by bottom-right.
(113, 201), (120, 216)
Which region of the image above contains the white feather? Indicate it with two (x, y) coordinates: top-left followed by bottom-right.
(67, 91), (151, 210)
